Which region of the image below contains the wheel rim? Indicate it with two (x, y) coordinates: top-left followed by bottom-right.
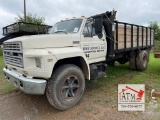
(61, 75), (79, 101)
(143, 55), (147, 67)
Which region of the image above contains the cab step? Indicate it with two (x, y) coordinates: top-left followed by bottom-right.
(90, 63), (108, 80)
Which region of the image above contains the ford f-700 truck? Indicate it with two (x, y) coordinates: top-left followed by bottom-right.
(3, 10), (154, 110)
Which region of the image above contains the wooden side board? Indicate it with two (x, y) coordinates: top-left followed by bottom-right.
(114, 24), (154, 50)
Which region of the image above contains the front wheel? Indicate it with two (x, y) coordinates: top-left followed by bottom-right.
(46, 64), (85, 110)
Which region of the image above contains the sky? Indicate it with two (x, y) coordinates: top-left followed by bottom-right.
(0, 0), (160, 38)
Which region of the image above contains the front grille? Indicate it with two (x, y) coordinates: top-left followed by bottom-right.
(3, 42), (23, 68)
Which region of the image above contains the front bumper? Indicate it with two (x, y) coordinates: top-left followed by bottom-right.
(3, 68), (47, 95)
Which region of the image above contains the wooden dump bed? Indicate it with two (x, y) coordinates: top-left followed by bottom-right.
(114, 21), (154, 51)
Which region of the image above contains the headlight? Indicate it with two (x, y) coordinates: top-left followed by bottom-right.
(35, 57), (42, 68)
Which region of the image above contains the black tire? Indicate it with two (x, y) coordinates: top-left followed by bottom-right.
(46, 64), (85, 110)
(136, 50), (148, 71)
(129, 52), (136, 70)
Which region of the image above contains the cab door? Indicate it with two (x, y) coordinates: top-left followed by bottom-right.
(81, 19), (107, 64)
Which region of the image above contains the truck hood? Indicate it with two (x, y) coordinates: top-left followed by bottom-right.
(4, 34), (80, 49)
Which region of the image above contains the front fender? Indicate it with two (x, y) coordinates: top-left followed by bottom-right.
(47, 47), (90, 80)
(23, 49), (57, 79)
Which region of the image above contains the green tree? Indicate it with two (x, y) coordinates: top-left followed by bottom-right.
(15, 12), (45, 24)
(149, 21), (160, 40)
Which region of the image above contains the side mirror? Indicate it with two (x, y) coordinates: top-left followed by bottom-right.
(94, 18), (102, 38)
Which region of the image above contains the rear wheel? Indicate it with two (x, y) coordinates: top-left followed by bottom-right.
(136, 50), (148, 71)
(46, 64), (85, 110)
(129, 52), (136, 70)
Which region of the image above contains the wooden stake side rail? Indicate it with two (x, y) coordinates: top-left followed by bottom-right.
(114, 21), (154, 53)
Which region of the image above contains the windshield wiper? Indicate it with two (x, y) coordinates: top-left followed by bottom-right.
(54, 30), (67, 34)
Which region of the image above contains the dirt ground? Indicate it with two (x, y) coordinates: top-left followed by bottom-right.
(0, 89), (160, 120)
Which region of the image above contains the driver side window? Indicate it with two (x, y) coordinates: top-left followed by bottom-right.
(83, 20), (96, 37)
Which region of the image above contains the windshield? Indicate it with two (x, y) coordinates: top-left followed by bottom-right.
(48, 19), (83, 34)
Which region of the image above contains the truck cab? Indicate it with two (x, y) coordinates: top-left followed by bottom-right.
(48, 17), (107, 63)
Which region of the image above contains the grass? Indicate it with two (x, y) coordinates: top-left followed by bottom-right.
(91, 53), (160, 89)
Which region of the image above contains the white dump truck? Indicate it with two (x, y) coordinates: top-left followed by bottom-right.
(3, 10), (154, 110)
